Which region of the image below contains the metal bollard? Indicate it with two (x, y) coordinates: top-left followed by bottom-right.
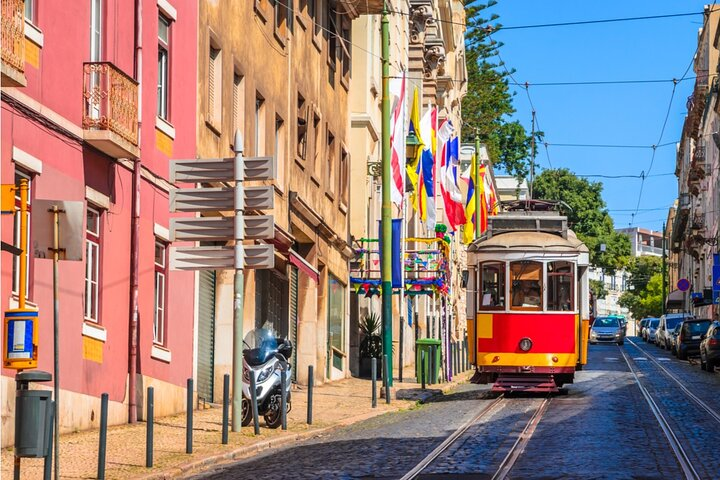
(307, 366), (314, 424)
(280, 366), (288, 431)
(371, 358), (377, 408)
(97, 393), (109, 479)
(464, 338), (468, 371)
(186, 378), (193, 454)
(222, 374), (230, 444)
(383, 354), (390, 404)
(249, 370), (260, 435)
(146, 387), (154, 468)
(421, 351), (426, 390)
(429, 346), (435, 384)
(43, 401), (55, 480)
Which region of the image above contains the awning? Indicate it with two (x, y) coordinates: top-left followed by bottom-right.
(289, 249), (319, 284)
(665, 289), (685, 310)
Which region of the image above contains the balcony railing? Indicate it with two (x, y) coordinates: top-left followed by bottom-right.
(1, 0), (25, 76)
(82, 62), (138, 147)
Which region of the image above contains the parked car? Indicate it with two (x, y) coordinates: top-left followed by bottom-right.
(700, 321), (720, 373)
(609, 315), (627, 335)
(639, 318), (655, 340)
(644, 318), (660, 343)
(590, 316), (625, 345)
(656, 313), (694, 350)
(669, 323), (683, 356)
(674, 319), (712, 360)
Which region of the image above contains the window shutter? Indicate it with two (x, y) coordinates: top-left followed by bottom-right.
(208, 49), (216, 121)
(233, 75), (240, 136)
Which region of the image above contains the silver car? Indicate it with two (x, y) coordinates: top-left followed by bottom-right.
(644, 318), (660, 343)
(590, 317), (625, 346)
(656, 313), (694, 350)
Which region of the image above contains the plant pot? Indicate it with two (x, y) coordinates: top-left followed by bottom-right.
(359, 357), (383, 379)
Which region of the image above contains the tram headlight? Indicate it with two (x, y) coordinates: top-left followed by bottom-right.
(519, 337), (533, 352)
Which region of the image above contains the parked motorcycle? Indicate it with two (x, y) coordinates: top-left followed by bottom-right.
(241, 328), (293, 429)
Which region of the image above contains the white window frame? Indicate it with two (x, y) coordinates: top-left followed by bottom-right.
(154, 241), (167, 345)
(84, 206), (101, 323)
(90, 0), (102, 62)
(157, 13), (170, 120)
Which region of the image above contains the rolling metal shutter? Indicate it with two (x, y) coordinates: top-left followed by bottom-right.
(197, 270), (216, 403)
(290, 266), (299, 381)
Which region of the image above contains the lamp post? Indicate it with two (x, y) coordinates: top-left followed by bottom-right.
(474, 134), (481, 240)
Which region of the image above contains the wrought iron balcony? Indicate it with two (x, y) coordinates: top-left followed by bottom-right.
(82, 62), (139, 159)
(1, 0), (26, 87)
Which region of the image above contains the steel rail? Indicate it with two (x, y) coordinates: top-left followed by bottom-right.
(627, 338), (720, 425)
(491, 397), (551, 480)
(399, 395), (505, 480)
(619, 349), (701, 480)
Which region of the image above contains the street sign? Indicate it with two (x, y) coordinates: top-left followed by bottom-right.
(170, 186), (274, 212)
(1, 184), (14, 214)
(170, 215), (274, 242)
(677, 278), (690, 292)
(170, 156), (275, 183)
(713, 266), (720, 291)
(31, 200), (85, 261)
(170, 244), (275, 270)
(4, 309), (38, 369)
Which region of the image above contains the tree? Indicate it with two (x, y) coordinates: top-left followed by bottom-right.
(590, 279), (608, 300)
(619, 272), (663, 320)
(462, 1), (534, 178)
(532, 168), (631, 271)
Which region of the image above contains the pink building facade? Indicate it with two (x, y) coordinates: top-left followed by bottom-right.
(1, 0), (197, 445)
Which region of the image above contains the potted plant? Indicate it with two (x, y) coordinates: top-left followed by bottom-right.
(359, 312), (383, 378)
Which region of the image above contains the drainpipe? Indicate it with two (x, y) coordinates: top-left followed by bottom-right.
(129, 0), (143, 424)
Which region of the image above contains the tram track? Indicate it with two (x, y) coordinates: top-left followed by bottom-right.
(400, 394), (551, 480)
(619, 348), (702, 480)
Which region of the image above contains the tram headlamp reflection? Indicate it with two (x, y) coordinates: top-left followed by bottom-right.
(519, 337), (533, 352)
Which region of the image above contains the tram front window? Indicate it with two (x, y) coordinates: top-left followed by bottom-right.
(480, 262), (505, 308)
(510, 261), (543, 311)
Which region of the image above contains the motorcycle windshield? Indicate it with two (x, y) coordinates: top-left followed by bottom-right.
(243, 328), (279, 366)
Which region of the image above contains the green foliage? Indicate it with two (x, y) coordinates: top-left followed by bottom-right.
(625, 256), (662, 292)
(532, 168), (631, 271)
(619, 273), (663, 320)
(359, 313), (382, 359)
(590, 279), (608, 300)
(462, 1), (534, 178)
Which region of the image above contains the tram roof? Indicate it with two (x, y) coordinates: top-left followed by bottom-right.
(468, 230), (588, 254)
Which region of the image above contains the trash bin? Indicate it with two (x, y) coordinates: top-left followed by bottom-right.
(415, 338), (442, 384)
(15, 370), (53, 458)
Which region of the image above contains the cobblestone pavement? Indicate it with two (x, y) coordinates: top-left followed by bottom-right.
(197, 343), (720, 480)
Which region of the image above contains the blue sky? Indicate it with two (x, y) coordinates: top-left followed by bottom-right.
(487, 1), (708, 232)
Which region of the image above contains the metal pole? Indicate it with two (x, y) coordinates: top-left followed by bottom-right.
(98, 393), (108, 479)
(18, 178), (28, 310)
(146, 387), (154, 468)
(380, 3), (393, 387)
(51, 205), (60, 480)
(222, 374), (229, 444)
(421, 351), (426, 390)
(371, 357), (377, 408)
(280, 366), (287, 430)
(249, 370), (260, 435)
(474, 134), (482, 240)
(43, 401), (55, 480)
(662, 221), (667, 315)
(399, 308), (404, 383)
(232, 130), (245, 432)
(186, 378), (193, 454)
(307, 366), (314, 424)
(529, 112), (536, 199)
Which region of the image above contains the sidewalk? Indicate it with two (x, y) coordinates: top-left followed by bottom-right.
(2, 371), (472, 479)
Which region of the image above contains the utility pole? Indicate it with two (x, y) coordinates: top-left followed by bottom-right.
(380, 5), (393, 387)
(662, 221), (667, 315)
(529, 111), (536, 200)
(474, 132), (481, 240)
(232, 131), (245, 431)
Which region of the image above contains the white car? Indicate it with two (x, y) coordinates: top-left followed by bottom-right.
(644, 318), (659, 342)
(656, 313), (694, 349)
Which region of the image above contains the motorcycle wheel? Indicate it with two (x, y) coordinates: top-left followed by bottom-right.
(241, 397), (252, 427)
(264, 402), (282, 429)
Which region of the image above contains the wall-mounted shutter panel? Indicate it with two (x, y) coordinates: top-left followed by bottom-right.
(197, 270), (216, 402)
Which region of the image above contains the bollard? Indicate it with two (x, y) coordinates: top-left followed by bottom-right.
(43, 401), (55, 480)
(464, 338), (468, 371)
(222, 374), (230, 444)
(371, 358), (377, 408)
(97, 393), (109, 479)
(307, 366), (314, 424)
(146, 387), (154, 468)
(280, 366), (288, 431)
(454, 342), (459, 376)
(421, 351), (426, 390)
(186, 378), (193, 454)
(249, 370), (260, 435)
(383, 354), (390, 404)
(429, 346), (435, 385)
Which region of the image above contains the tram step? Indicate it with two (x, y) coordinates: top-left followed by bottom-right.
(492, 374), (559, 393)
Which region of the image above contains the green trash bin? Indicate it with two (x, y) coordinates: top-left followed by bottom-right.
(415, 338), (442, 384)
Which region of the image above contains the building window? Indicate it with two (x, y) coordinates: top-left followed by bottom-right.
(208, 45), (222, 128)
(547, 261), (574, 311)
(275, 115), (285, 189)
(154, 241), (168, 345)
(479, 261), (505, 309)
(312, 112), (321, 175)
(326, 3), (337, 84)
(232, 72), (244, 145)
(297, 93), (308, 160)
(25, 0), (36, 24)
(12, 171), (32, 300)
(157, 14), (171, 120)
(255, 94), (265, 156)
(339, 147), (349, 206)
(326, 130), (335, 197)
(510, 261), (542, 311)
(273, 0), (288, 42)
(340, 16), (351, 82)
(327, 275), (346, 372)
(85, 206), (102, 322)
(90, 0), (102, 62)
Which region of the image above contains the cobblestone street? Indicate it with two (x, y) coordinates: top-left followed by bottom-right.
(194, 340), (720, 480)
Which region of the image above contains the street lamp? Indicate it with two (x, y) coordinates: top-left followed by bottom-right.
(405, 131), (421, 160)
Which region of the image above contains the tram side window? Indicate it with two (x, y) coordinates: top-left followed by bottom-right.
(547, 261), (574, 311)
(510, 261), (542, 311)
(480, 262), (505, 308)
